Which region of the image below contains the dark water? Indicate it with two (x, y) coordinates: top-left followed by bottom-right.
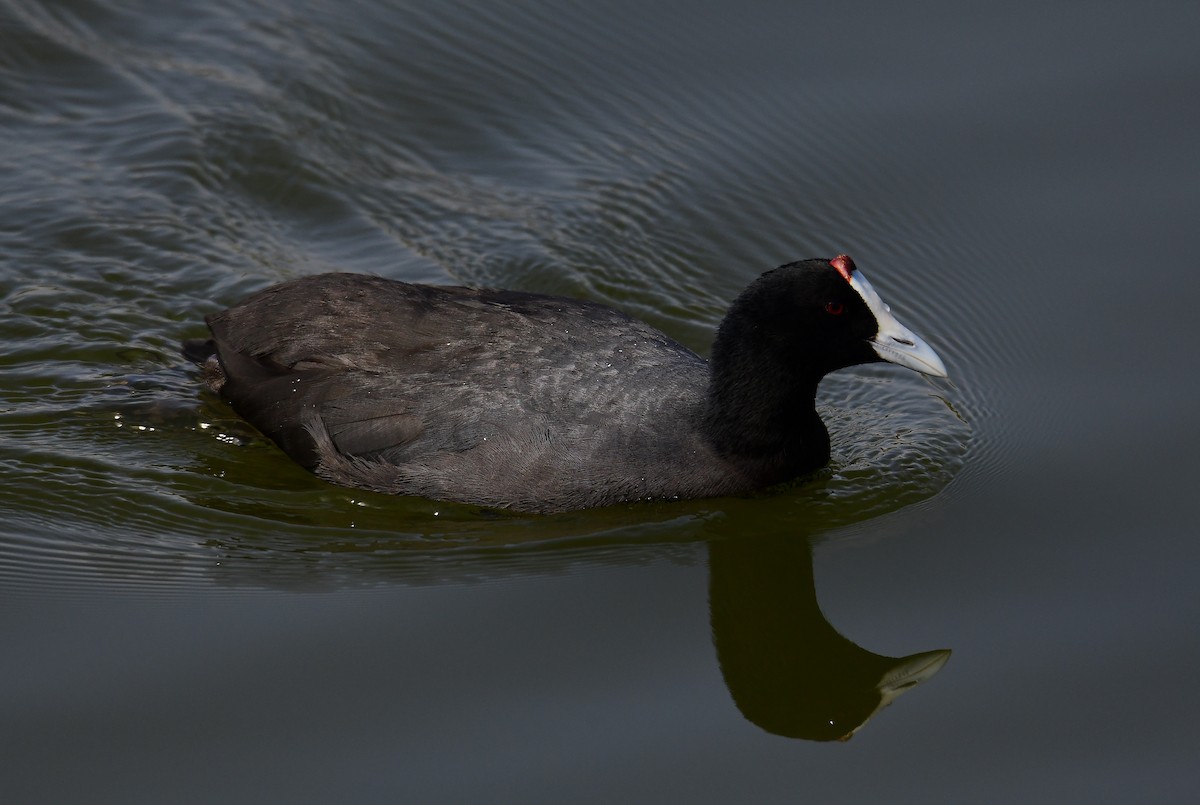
(2, 0), (1198, 801)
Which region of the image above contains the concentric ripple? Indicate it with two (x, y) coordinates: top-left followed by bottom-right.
(0, 0), (1003, 596)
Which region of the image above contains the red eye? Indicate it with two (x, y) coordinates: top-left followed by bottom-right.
(824, 301), (845, 315)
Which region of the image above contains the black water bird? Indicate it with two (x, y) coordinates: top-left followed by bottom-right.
(184, 255), (946, 513)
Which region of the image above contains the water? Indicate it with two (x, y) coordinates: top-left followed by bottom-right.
(2, 0), (1198, 801)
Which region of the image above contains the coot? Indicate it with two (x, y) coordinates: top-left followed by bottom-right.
(184, 255), (946, 513)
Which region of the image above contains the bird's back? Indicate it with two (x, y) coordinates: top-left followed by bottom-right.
(200, 273), (732, 511)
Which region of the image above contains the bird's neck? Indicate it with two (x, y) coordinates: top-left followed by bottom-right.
(701, 348), (829, 484)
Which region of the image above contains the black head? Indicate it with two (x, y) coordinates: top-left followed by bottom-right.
(703, 257), (871, 467)
(713, 255), (947, 381)
(703, 256), (946, 471)
(734, 257), (879, 375)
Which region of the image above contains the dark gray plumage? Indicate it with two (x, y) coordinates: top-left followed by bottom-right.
(184, 257), (947, 513)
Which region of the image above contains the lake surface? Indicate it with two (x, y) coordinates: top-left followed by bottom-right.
(2, 0), (1198, 801)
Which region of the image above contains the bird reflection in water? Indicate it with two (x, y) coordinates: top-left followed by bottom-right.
(194, 499), (950, 743)
(707, 534), (950, 741)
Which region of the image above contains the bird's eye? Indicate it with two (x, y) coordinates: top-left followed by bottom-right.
(824, 301), (845, 315)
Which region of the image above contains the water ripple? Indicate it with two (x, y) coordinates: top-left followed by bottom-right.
(0, 0), (988, 596)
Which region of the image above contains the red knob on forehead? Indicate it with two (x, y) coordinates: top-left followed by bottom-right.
(830, 254), (856, 283)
